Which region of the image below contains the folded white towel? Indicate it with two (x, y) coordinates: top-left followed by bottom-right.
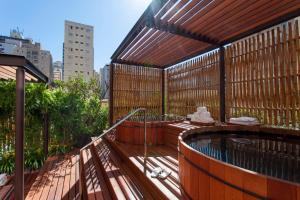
(229, 117), (259, 125)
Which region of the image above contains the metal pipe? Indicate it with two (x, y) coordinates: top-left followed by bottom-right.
(15, 68), (25, 200)
(144, 109), (147, 159)
(80, 108), (146, 151)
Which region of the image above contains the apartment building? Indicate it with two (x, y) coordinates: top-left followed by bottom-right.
(63, 20), (94, 81)
(0, 30), (53, 79)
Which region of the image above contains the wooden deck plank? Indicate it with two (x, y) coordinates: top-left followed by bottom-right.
(61, 156), (71, 200)
(68, 155), (78, 200)
(25, 152), (80, 200)
(47, 158), (69, 200)
(82, 148), (97, 200)
(25, 159), (53, 200)
(28, 157), (57, 200)
(53, 157), (69, 200)
(39, 157), (62, 200)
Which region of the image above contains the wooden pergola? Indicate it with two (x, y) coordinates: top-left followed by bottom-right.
(0, 54), (48, 200)
(110, 0), (300, 126)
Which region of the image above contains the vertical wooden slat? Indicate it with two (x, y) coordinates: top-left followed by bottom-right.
(166, 50), (220, 119)
(225, 19), (299, 129)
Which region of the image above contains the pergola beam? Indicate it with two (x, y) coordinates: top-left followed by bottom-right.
(112, 59), (163, 69)
(145, 19), (219, 45)
(111, 0), (170, 61)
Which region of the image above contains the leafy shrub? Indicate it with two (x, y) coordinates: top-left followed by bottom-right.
(0, 151), (15, 174)
(25, 149), (45, 170)
(0, 77), (108, 173)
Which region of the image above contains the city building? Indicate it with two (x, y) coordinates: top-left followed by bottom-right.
(100, 64), (110, 99)
(63, 20), (94, 81)
(0, 29), (53, 79)
(52, 61), (63, 81)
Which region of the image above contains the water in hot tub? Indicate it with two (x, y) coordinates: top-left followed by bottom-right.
(185, 131), (300, 183)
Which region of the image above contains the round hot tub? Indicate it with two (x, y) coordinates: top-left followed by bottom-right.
(178, 126), (300, 200)
(116, 115), (183, 145)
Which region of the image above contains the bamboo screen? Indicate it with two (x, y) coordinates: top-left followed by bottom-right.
(167, 51), (220, 120)
(225, 20), (300, 129)
(112, 64), (162, 122)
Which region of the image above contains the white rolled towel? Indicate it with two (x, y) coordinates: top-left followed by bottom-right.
(229, 116), (259, 125)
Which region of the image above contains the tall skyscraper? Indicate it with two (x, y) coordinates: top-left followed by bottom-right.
(63, 20), (94, 81)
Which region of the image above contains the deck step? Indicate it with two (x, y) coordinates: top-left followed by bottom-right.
(80, 148), (112, 200)
(80, 138), (154, 200)
(109, 141), (189, 200)
(91, 139), (154, 200)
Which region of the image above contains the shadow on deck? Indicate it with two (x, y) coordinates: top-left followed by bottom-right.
(25, 151), (80, 200)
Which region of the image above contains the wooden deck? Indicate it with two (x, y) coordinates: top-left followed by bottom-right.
(25, 151), (80, 200)
(111, 141), (187, 200)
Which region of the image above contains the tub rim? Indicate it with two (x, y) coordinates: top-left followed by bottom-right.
(178, 125), (300, 187)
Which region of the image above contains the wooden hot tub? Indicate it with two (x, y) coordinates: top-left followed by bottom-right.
(178, 125), (300, 200)
(115, 118), (183, 145)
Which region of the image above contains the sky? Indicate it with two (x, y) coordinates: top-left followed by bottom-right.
(0, 0), (152, 71)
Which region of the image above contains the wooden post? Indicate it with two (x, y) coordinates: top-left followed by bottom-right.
(15, 68), (25, 200)
(161, 69), (165, 118)
(109, 63), (114, 126)
(219, 46), (226, 122)
(43, 113), (49, 158)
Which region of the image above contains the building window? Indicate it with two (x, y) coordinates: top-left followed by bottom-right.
(86, 28), (91, 33)
(75, 48), (78, 51)
(80, 49), (83, 51)
(75, 41), (79, 44)
(80, 56), (83, 59)
(76, 34), (78, 36)
(81, 28), (84, 30)
(87, 72), (89, 75)
(80, 42), (83, 44)
(70, 48), (73, 51)
(81, 35), (83, 37)
(75, 63), (78, 65)
(76, 26), (79, 29)
(70, 26), (73, 29)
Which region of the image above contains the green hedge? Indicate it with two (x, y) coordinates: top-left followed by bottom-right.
(0, 77), (108, 174)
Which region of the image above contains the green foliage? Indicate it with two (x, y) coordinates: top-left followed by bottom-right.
(25, 149), (45, 171)
(0, 77), (108, 174)
(0, 151), (15, 174)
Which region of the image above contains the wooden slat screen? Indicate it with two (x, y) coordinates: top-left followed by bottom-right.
(225, 19), (300, 129)
(112, 64), (162, 122)
(167, 51), (220, 120)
